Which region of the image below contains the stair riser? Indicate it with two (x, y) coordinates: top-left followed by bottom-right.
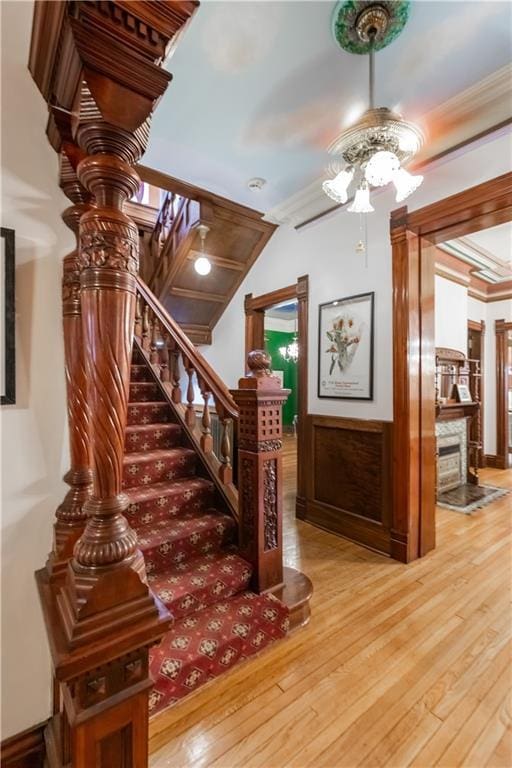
(139, 520), (235, 569)
(126, 488), (216, 527)
(127, 403), (171, 426)
(130, 365), (154, 382)
(129, 382), (164, 402)
(125, 426), (182, 453)
(123, 453), (196, 489)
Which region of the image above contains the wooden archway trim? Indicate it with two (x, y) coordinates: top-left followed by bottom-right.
(244, 277), (309, 516)
(496, 319), (512, 469)
(390, 171), (512, 563)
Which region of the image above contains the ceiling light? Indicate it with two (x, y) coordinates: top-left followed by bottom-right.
(322, 166), (354, 204)
(392, 167), (424, 202)
(194, 224), (212, 276)
(323, 1), (424, 214)
(365, 150), (400, 187)
(347, 181), (374, 213)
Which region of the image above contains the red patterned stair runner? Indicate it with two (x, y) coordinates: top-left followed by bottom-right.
(124, 349), (289, 715)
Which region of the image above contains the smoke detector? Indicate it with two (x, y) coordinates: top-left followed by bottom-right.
(247, 177), (266, 192)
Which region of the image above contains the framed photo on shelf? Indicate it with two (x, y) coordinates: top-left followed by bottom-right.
(1, 227), (15, 405)
(453, 383), (472, 403)
(318, 291), (374, 400)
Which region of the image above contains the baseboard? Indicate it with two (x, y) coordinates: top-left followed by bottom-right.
(484, 454), (507, 470)
(1, 721), (47, 768)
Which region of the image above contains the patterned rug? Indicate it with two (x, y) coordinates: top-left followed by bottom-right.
(437, 483), (509, 514)
(125, 348), (289, 717)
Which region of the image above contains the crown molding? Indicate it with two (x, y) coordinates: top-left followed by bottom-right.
(265, 65), (512, 229)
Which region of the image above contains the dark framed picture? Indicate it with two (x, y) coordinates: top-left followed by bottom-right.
(1, 227), (15, 405)
(318, 291), (374, 400)
(454, 383), (472, 403)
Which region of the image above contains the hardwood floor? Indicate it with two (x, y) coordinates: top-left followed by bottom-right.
(149, 436), (512, 767)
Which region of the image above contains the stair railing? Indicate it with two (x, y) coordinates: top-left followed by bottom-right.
(135, 276), (239, 513)
(148, 194), (201, 296)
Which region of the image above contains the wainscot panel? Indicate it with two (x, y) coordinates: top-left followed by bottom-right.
(304, 414), (393, 555)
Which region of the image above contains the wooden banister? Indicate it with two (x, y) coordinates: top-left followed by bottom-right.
(134, 276), (240, 515)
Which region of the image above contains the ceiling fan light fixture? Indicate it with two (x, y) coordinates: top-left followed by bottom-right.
(393, 167), (424, 202)
(322, 1), (424, 214)
(365, 150), (400, 187)
(347, 181), (374, 214)
(322, 166), (354, 204)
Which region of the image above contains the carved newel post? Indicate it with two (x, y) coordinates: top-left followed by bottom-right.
(57, 120), (160, 645)
(231, 351), (290, 593)
(47, 157), (94, 582)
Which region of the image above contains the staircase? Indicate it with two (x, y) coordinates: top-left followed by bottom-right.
(124, 347), (289, 715)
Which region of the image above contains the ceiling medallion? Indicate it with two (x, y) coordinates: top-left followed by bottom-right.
(323, 0), (424, 214)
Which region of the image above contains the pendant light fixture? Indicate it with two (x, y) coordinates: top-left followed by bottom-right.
(194, 224), (212, 276)
(323, 1), (424, 213)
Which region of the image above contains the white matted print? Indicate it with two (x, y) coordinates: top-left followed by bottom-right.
(318, 292), (374, 400)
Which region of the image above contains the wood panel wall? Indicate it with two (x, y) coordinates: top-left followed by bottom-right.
(304, 415), (393, 555)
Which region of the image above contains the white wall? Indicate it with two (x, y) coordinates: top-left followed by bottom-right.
(435, 275), (469, 353)
(1, 0), (71, 738)
(203, 131), (512, 423)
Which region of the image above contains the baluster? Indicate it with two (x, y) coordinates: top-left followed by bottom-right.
(219, 417), (233, 484)
(142, 304), (151, 352)
(199, 383), (213, 452)
(150, 316), (160, 364)
(134, 294), (143, 339)
(184, 358), (196, 427)
(160, 333), (170, 383)
(170, 341), (182, 404)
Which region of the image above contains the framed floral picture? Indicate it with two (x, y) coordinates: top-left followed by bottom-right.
(318, 291), (374, 400)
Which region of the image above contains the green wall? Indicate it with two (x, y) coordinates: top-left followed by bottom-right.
(265, 330), (298, 426)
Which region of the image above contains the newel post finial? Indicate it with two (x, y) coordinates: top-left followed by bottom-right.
(230, 350), (290, 593)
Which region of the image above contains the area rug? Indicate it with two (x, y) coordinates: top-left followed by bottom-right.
(437, 484), (509, 514)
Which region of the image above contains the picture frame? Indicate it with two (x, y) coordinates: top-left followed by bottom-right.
(318, 291), (374, 400)
(1, 227), (15, 405)
(453, 383), (472, 404)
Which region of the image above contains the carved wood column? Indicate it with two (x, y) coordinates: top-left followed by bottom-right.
(231, 350), (289, 593)
(56, 118), (159, 647)
(47, 156), (94, 582)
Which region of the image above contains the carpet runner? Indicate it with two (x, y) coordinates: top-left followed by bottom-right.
(124, 350), (289, 716)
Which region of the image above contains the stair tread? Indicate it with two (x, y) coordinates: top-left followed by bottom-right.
(149, 590), (289, 714)
(147, 551), (252, 616)
(136, 510), (234, 550)
(126, 476), (213, 504)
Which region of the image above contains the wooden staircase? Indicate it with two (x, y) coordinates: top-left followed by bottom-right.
(28, 3), (310, 765)
(136, 168), (277, 344)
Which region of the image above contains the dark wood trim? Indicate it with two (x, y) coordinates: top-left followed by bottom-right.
(244, 277), (309, 513)
(137, 164), (269, 224)
(484, 453), (507, 470)
(468, 319), (485, 468)
(304, 414), (393, 556)
(391, 172), (512, 562)
(496, 319), (512, 469)
(1, 227), (16, 406)
(1, 721), (47, 768)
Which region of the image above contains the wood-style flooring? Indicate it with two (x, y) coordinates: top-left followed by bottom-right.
(149, 436), (512, 767)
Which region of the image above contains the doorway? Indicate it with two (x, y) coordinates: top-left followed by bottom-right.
(244, 276), (309, 516)
(390, 171), (512, 563)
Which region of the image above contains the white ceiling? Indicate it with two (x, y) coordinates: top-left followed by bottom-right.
(145, 0), (512, 212)
(464, 222), (512, 264)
